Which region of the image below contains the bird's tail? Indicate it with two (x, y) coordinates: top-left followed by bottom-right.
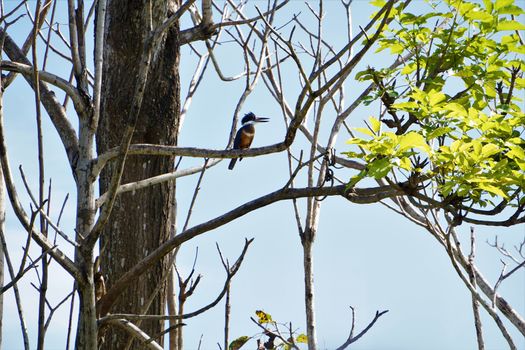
(228, 158), (237, 170)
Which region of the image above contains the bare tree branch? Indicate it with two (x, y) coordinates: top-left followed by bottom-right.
(179, 0), (290, 45)
(66, 0), (83, 85)
(92, 142), (287, 179)
(468, 228), (485, 350)
(0, 97), (81, 281)
(0, 61), (87, 112)
(94, 159), (218, 208)
(444, 231), (518, 349)
(91, 0), (107, 132)
(99, 183), (403, 316)
(104, 319), (163, 350)
(19, 166), (78, 247)
(100, 237), (254, 322)
(336, 308), (389, 350)
(0, 28), (80, 167)
(0, 230), (30, 350)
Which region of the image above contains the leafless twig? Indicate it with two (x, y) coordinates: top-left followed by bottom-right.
(0, 230), (30, 349)
(335, 307), (389, 350)
(100, 238), (254, 329)
(19, 166), (78, 247)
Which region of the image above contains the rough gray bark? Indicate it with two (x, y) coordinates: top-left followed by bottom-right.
(97, 1), (180, 348)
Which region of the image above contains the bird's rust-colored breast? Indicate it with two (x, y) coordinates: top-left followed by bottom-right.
(239, 125), (255, 149)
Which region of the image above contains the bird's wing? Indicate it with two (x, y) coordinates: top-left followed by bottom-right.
(232, 128), (243, 149)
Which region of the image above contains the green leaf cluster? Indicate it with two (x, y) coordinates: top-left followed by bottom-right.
(348, 0), (525, 208)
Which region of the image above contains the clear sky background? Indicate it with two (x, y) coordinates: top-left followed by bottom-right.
(1, 1), (524, 349)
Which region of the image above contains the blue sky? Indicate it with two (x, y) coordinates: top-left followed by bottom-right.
(1, 0), (524, 349)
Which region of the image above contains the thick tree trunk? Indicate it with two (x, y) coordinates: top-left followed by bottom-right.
(97, 1), (180, 349)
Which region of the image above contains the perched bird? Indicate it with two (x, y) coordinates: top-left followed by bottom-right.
(228, 112), (269, 170)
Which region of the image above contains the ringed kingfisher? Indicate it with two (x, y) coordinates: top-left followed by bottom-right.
(228, 112), (269, 170)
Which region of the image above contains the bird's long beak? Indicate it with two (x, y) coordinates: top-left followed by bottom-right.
(254, 117), (270, 123)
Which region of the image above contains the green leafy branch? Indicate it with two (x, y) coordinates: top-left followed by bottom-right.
(346, 0), (525, 224)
